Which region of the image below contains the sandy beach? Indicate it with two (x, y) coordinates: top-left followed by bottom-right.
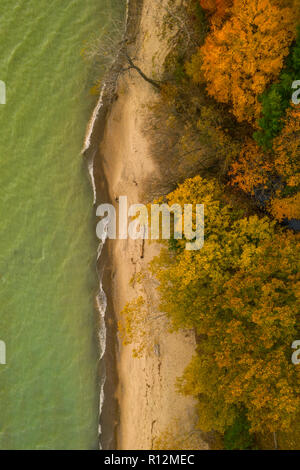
(98, 0), (209, 450)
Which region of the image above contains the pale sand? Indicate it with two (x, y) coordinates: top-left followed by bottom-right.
(100, 0), (209, 450)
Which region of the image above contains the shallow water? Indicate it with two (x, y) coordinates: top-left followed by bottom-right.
(0, 0), (121, 450)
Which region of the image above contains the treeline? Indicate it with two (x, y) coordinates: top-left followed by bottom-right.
(119, 0), (300, 449)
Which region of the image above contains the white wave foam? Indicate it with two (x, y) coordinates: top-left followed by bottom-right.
(97, 219), (108, 259)
(125, 0), (130, 26)
(84, 85), (109, 447)
(87, 157), (97, 205)
(95, 228), (108, 447)
(82, 83), (106, 155)
(97, 283), (107, 361)
(98, 368), (107, 450)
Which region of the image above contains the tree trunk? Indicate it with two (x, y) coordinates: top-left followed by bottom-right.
(125, 54), (161, 90)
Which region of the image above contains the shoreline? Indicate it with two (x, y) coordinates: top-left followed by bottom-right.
(82, 77), (118, 450)
(83, 0), (145, 449)
(84, 0), (209, 450)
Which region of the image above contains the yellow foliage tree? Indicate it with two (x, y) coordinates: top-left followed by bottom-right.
(153, 421), (207, 450)
(118, 296), (148, 358)
(150, 176), (300, 434)
(118, 273), (167, 358)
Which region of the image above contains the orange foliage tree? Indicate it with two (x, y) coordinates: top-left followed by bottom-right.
(199, 0), (233, 25)
(270, 193), (300, 221)
(270, 106), (300, 220)
(194, 0), (296, 125)
(273, 107), (300, 191)
(230, 106), (300, 221)
(229, 140), (274, 195)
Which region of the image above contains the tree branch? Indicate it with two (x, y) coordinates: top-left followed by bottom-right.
(125, 53), (161, 89)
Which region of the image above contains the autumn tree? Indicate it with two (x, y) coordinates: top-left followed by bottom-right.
(270, 193), (300, 221)
(153, 420), (207, 450)
(150, 176), (300, 434)
(224, 411), (254, 449)
(254, 26), (300, 150)
(229, 139), (274, 197)
(190, 0), (296, 125)
(230, 106), (300, 222)
(118, 296), (149, 358)
(118, 271), (167, 358)
(177, 231), (300, 434)
(273, 106), (300, 190)
(269, 106), (300, 220)
(199, 0), (233, 26)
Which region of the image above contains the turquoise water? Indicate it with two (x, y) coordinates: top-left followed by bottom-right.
(0, 0), (121, 450)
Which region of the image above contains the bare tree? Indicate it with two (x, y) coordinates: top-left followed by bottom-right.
(82, 16), (162, 101)
(82, 0), (205, 101)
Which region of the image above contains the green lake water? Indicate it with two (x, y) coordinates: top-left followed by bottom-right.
(0, 0), (121, 450)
